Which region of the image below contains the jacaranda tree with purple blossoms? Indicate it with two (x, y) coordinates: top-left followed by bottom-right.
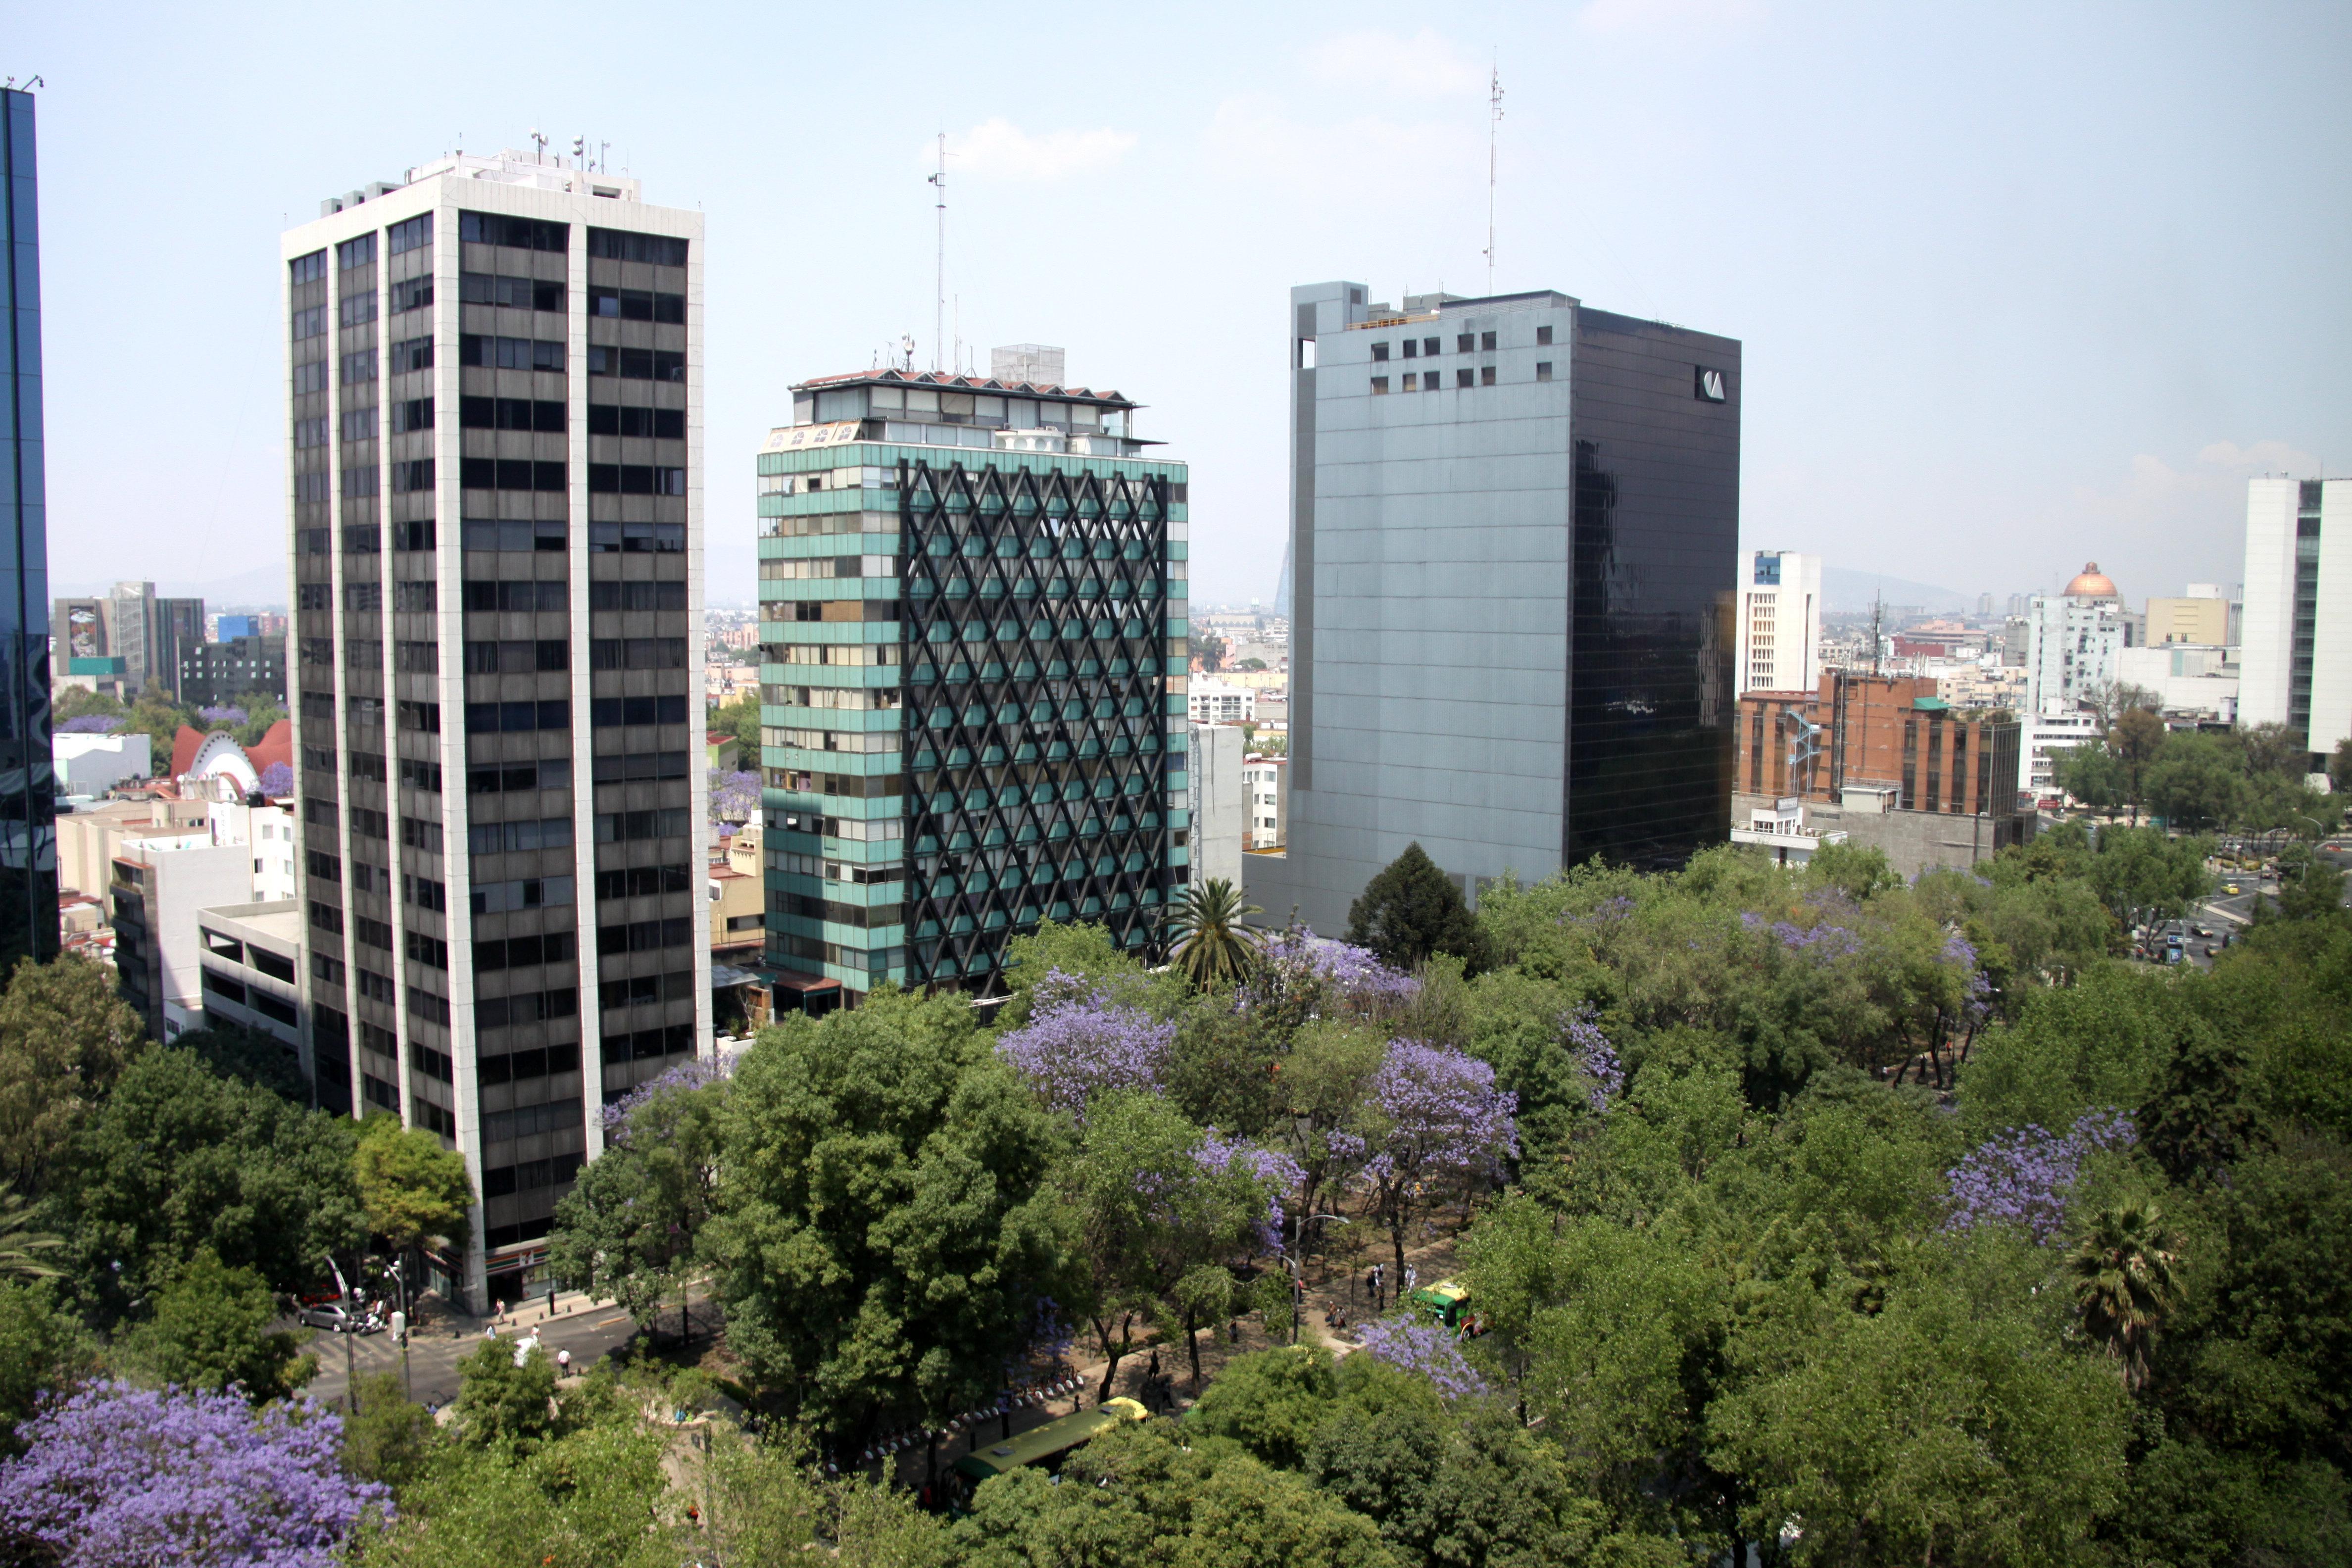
(708, 768), (762, 826)
(995, 971), (1176, 1125)
(1944, 1108), (2137, 1243)
(1355, 1040), (1518, 1279)
(1357, 1314), (1491, 1400)
(0, 1381), (387, 1568)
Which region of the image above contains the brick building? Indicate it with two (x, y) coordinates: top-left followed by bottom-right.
(1733, 672), (2028, 876)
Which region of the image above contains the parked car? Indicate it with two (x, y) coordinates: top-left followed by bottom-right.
(297, 1301), (378, 1334)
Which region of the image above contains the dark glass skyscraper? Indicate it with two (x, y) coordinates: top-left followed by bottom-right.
(0, 89), (57, 970)
(1250, 283), (1738, 934)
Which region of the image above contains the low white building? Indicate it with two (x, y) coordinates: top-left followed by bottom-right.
(53, 731), (151, 796)
(1243, 753), (1289, 850)
(1187, 681), (1255, 725)
(194, 902), (305, 1049)
(2116, 643), (2238, 722)
(2022, 710), (2103, 800)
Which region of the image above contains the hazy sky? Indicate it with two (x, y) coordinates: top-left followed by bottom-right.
(13, 1), (2350, 609)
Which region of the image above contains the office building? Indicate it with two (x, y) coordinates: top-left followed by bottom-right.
(2022, 709), (2101, 800)
(2022, 563), (2130, 716)
(217, 614), (263, 641)
(0, 88), (56, 968)
(1733, 672), (2025, 877)
(1187, 722), (1244, 889)
(285, 148), (704, 1305)
(54, 583), (205, 701)
(1187, 680), (1255, 724)
(757, 353), (1188, 998)
(191, 902), (305, 1051)
(2146, 585), (2231, 648)
(1248, 283), (1738, 933)
(2240, 478), (2351, 771)
(180, 631), (287, 708)
(1736, 550), (1821, 695)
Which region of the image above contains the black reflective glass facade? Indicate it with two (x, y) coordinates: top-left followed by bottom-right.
(1566, 309), (1738, 869)
(0, 91), (56, 967)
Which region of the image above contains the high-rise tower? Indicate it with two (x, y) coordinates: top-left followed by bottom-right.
(284, 149), (704, 1306)
(1250, 284), (1739, 933)
(0, 88), (55, 969)
(756, 357), (1190, 1000)
(2241, 478), (2352, 771)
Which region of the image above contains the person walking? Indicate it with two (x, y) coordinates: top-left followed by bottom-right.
(556, 1347), (573, 1376)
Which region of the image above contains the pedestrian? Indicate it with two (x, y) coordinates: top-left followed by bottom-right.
(1147, 1348), (1160, 1380)
(1405, 1265), (1417, 1294)
(557, 1347), (573, 1375)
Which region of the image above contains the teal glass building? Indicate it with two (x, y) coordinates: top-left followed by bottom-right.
(757, 366), (1190, 1002)
(0, 88), (56, 969)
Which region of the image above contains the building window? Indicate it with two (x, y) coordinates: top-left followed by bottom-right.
(293, 360), (330, 394)
(339, 293), (377, 327)
(1480, 365), (1497, 386)
(1401, 373), (1417, 392)
(1456, 333), (1474, 352)
(290, 250), (327, 285)
(340, 349), (377, 384)
(387, 214), (432, 255)
(586, 228), (689, 265)
(586, 404), (685, 438)
(1536, 324), (1553, 345)
(1534, 361), (1553, 382)
(586, 464), (686, 495)
(460, 272), (564, 312)
(291, 306), (327, 340)
(1423, 337), (1441, 356)
(1400, 339), (1418, 358)
(585, 345), (685, 382)
(390, 398), (433, 433)
(1422, 374), (1440, 394)
(337, 235), (376, 269)
(293, 417), (329, 449)
(1369, 377), (1389, 395)
(390, 460), (434, 494)
(458, 211), (569, 251)
(340, 406), (375, 441)
(587, 286), (685, 323)
(1456, 369), (1474, 389)
(1371, 342), (1390, 362)
(388, 337), (432, 373)
(459, 335), (565, 372)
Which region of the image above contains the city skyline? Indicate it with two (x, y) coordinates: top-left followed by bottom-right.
(10, 2), (2350, 612)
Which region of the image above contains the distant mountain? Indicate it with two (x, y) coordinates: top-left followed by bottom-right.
(1819, 566), (1971, 615)
(52, 561), (290, 609)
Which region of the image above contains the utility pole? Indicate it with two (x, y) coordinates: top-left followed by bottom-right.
(927, 134), (947, 372)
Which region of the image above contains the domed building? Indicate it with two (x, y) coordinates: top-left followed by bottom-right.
(2062, 562), (2120, 600)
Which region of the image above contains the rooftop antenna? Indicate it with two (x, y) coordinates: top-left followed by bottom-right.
(1870, 592), (1885, 677)
(572, 134), (584, 170)
(927, 133), (948, 373)
(1483, 60), (1504, 295)
(529, 128), (547, 163)
(899, 333), (917, 373)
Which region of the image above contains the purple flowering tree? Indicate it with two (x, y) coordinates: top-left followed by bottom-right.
(196, 704), (247, 728)
(56, 714), (125, 735)
(256, 760), (294, 797)
(709, 768), (763, 825)
(0, 1382), (386, 1567)
(1945, 1108), (2137, 1242)
(995, 973), (1176, 1124)
(1563, 1006), (1623, 1114)
(1356, 1040), (1519, 1278)
(1244, 924), (1420, 1037)
(1358, 1315), (1491, 1399)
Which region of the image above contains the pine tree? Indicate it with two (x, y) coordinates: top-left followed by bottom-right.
(1345, 843), (1484, 972)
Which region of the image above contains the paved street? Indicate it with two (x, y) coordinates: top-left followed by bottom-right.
(302, 1286), (706, 1409)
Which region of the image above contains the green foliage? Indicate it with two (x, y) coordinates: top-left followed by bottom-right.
(1958, 963), (2187, 1139)
(367, 1408), (670, 1568)
(1166, 876), (1264, 991)
(2137, 1019), (2264, 1187)
(60, 1044), (366, 1323)
(451, 1339), (561, 1453)
(707, 688), (761, 755)
(1186, 1346), (1341, 1471)
(0, 1278), (97, 1458)
(997, 918), (1183, 1028)
(119, 1247), (315, 1402)
(2144, 732), (2242, 831)
(1347, 842), (1486, 973)
(355, 1114), (474, 1252)
(2053, 739), (2127, 815)
(702, 989), (1076, 1436)
(1165, 1002), (1282, 1140)
(0, 953), (147, 1196)
(955, 1417), (1393, 1568)
(172, 1022), (309, 1103)
(342, 1371), (442, 1496)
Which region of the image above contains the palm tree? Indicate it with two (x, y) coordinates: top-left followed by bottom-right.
(2066, 1200), (2182, 1391)
(1166, 877), (1264, 990)
(0, 1180), (63, 1282)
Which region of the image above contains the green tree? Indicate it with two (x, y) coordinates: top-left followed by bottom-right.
(2110, 705), (2168, 822)
(2054, 740), (2127, 816)
(702, 990), (1076, 1440)
(2066, 1201), (2182, 1393)
(355, 1115), (474, 1314)
(450, 1338), (561, 1454)
(2136, 1019), (2263, 1186)
(173, 1022), (309, 1102)
(0, 953), (147, 1196)
(2143, 732), (2241, 830)
(1165, 877), (1263, 990)
(121, 1247), (315, 1402)
(997, 918), (1182, 1028)
(2084, 824), (2212, 927)
(341, 1371), (442, 1495)
(549, 1073), (722, 1343)
(707, 689), (761, 756)
(366, 1407), (671, 1567)
(60, 1045), (366, 1323)
(2331, 735), (2352, 796)
(2241, 720), (2310, 781)
(1061, 1093), (1266, 1401)
(956, 1415), (1392, 1568)
(1346, 842), (1485, 973)
(0, 1179), (62, 1280)
(0, 1277), (97, 1458)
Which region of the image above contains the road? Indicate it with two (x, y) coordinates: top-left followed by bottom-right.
(301, 1286), (696, 1409)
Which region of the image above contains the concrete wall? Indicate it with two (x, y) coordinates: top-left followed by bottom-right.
(1735, 790), (2026, 881)
(54, 733), (151, 795)
(1188, 722), (1245, 891)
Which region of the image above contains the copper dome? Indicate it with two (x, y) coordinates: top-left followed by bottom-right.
(2063, 562), (2119, 599)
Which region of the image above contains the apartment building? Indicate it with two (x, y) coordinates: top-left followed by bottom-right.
(1736, 550), (1821, 695)
(2240, 478), (2351, 771)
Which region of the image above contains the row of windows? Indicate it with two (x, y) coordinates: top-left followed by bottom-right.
(465, 638), (568, 674)
(338, 234), (375, 269)
(478, 1039), (581, 1085)
(588, 464), (686, 495)
(591, 694), (690, 727)
(388, 214), (432, 254)
(483, 1152), (585, 1198)
(293, 361), (329, 395)
(462, 457), (566, 491)
(467, 816), (575, 854)
(589, 749), (689, 784)
(482, 1098), (580, 1145)
(478, 987), (578, 1030)
(594, 863), (693, 899)
(586, 346), (685, 382)
(590, 637), (686, 669)
(598, 968), (698, 1011)
(597, 917), (694, 955)
(477, 931), (576, 972)
(1367, 326), (1535, 361)
(474, 875), (575, 914)
(293, 305), (327, 341)
(463, 272), (564, 312)
(1369, 365), (1546, 394)
(461, 211), (568, 251)
(587, 228), (688, 266)
(465, 579), (567, 612)
(341, 293), (377, 327)
(464, 700), (570, 735)
(591, 580), (687, 611)
(406, 929), (448, 970)
(588, 286), (685, 323)
(596, 807), (692, 843)
(588, 404), (686, 439)
(388, 337), (431, 373)
(464, 395), (566, 432)
(391, 277), (432, 314)
(459, 519), (690, 554)
(471, 758), (571, 793)
(290, 250), (327, 285)
(461, 335), (565, 372)
(602, 1025), (697, 1064)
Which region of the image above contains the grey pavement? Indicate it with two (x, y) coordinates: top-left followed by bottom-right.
(302, 1286), (703, 1409)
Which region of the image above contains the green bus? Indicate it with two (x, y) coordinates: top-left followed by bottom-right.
(951, 1397), (1150, 1488)
(1408, 1278), (1482, 1336)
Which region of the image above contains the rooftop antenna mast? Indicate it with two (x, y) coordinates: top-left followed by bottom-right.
(1483, 61), (1504, 295)
(927, 133), (948, 373)
(1870, 592), (1885, 677)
